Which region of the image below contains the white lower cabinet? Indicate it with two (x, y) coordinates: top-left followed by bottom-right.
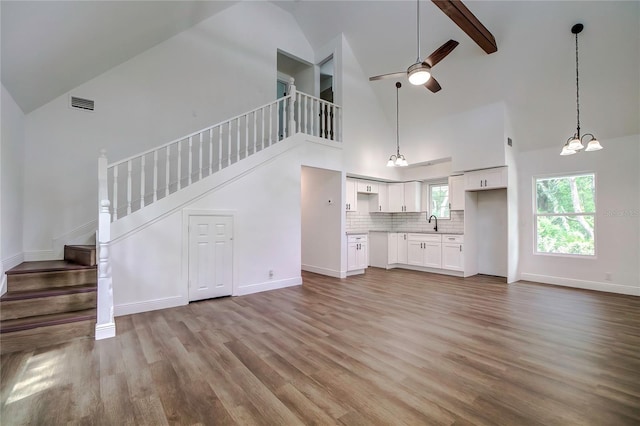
(407, 234), (442, 268)
(442, 234), (464, 271)
(347, 234), (368, 274)
(397, 233), (408, 264)
(387, 232), (398, 264)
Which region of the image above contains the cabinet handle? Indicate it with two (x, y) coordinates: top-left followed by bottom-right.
(449, 202), (451, 210)
(459, 245), (462, 252)
(379, 205), (381, 211)
(448, 237), (455, 240)
(484, 179), (488, 187)
(404, 234), (406, 240)
(480, 179), (483, 187)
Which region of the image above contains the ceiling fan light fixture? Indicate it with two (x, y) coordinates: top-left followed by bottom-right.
(407, 63), (431, 85)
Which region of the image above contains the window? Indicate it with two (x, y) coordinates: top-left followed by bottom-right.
(429, 182), (450, 219)
(534, 173), (595, 256)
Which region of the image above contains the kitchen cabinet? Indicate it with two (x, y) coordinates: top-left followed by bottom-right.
(407, 234), (442, 268)
(347, 234), (368, 273)
(370, 183), (388, 212)
(465, 167), (507, 191)
(387, 182), (421, 212)
(441, 235), (464, 271)
(448, 175), (465, 211)
(357, 180), (378, 194)
(397, 233), (408, 264)
(346, 178), (357, 212)
(387, 232), (398, 264)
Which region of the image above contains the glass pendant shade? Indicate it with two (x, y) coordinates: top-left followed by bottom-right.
(560, 143), (576, 156)
(567, 136), (584, 151)
(585, 138), (603, 151)
(387, 157), (396, 167)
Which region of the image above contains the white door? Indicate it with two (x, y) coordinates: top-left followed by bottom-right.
(188, 215), (233, 301)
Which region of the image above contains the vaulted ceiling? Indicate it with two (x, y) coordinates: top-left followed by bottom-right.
(2, 1), (638, 151)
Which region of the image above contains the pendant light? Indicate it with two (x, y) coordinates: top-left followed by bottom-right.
(561, 23), (602, 156)
(387, 82), (409, 167)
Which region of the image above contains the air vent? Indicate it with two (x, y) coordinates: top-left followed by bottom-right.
(70, 96), (95, 111)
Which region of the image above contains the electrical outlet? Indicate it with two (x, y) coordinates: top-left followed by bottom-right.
(604, 272), (612, 281)
(269, 270), (274, 279)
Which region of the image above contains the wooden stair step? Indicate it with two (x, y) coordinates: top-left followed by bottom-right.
(0, 310), (96, 354)
(6, 261), (96, 292)
(0, 309), (96, 334)
(1, 285), (97, 321)
(64, 244), (96, 266)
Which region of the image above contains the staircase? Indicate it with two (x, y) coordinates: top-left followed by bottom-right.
(0, 245), (97, 354)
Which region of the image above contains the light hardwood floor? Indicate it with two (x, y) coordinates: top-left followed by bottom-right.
(2, 268), (639, 425)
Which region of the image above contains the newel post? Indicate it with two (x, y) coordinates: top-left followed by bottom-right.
(96, 150), (116, 340)
(287, 77), (297, 137)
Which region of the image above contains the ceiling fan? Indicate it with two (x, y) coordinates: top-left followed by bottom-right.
(369, 0), (458, 93)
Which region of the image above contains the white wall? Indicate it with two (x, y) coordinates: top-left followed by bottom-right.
(518, 134), (640, 295)
(111, 136), (342, 315)
(22, 1), (315, 257)
(1, 84), (25, 292)
(340, 35), (398, 181)
(301, 166), (343, 277)
(476, 190), (508, 277)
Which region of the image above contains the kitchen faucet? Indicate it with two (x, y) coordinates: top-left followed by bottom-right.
(428, 214), (438, 232)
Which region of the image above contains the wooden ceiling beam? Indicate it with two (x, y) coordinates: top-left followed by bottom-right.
(432, 0), (498, 54)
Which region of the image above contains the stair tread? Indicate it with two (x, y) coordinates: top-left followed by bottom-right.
(1, 284), (97, 302)
(6, 260), (97, 275)
(65, 245), (95, 251)
(1, 309), (96, 333)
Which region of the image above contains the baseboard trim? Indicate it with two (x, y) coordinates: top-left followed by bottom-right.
(114, 295), (187, 317)
(95, 322), (116, 340)
(520, 273), (640, 296)
(235, 277), (301, 296)
(301, 264), (342, 278)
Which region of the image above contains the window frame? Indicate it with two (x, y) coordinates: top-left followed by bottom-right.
(427, 181), (451, 220)
(533, 172), (597, 258)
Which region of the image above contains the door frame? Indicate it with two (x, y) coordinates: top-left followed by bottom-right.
(181, 209), (237, 300)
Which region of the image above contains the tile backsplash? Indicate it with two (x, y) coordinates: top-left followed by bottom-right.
(346, 210), (464, 234)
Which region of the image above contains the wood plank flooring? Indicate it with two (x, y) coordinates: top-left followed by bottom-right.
(2, 268), (639, 425)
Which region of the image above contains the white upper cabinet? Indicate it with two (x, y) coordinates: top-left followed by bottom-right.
(448, 175), (465, 210)
(357, 180), (378, 194)
(370, 183), (388, 213)
(464, 167), (508, 191)
(387, 182), (421, 212)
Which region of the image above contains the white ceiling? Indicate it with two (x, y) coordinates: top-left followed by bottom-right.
(1, 1), (236, 113)
(2, 1), (638, 151)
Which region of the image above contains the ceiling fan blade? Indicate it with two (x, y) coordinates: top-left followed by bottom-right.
(369, 71), (406, 81)
(423, 40), (459, 68)
(425, 77), (442, 93)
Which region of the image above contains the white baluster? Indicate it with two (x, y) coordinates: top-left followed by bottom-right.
(126, 160), (132, 215)
(177, 140), (182, 189)
(228, 121), (232, 165)
(140, 155), (145, 208)
(245, 114), (249, 157)
(218, 126), (223, 170)
(269, 103), (273, 146)
(297, 93), (301, 133)
(209, 129), (213, 175)
(188, 136), (193, 186)
(304, 95), (308, 134)
(261, 107), (265, 149)
(253, 111), (257, 154)
(153, 150), (158, 203)
(112, 165), (118, 220)
(236, 117), (240, 160)
(165, 145), (170, 196)
(198, 133), (203, 180)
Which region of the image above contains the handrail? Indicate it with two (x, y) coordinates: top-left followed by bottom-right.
(109, 94), (293, 168)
